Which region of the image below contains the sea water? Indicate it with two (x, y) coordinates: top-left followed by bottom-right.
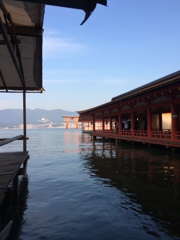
(0, 128), (180, 240)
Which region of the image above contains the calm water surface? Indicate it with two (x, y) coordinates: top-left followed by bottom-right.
(0, 128), (180, 240)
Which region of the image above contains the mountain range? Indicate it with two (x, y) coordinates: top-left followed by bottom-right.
(0, 109), (78, 127)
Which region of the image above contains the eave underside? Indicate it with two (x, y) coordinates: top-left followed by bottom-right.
(0, 0), (44, 92)
(0, 0), (107, 93)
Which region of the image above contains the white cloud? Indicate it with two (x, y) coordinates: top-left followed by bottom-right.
(74, 78), (130, 86)
(99, 79), (128, 85)
(43, 69), (88, 76)
(43, 30), (86, 57)
(43, 78), (130, 86)
(0, 99), (22, 109)
(44, 79), (74, 84)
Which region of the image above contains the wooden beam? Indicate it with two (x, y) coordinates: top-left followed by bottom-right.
(0, 39), (20, 45)
(0, 70), (7, 90)
(0, 0), (25, 88)
(0, 25), (43, 37)
(0, 135), (24, 147)
(15, 0), (107, 10)
(0, 17), (25, 88)
(15, 0), (107, 25)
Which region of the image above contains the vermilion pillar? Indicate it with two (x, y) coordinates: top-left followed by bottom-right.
(93, 117), (95, 132)
(171, 103), (178, 140)
(102, 117), (105, 133)
(118, 111), (122, 135)
(159, 109), (162, 131)
(147, 107), (152, 138)
(110, 115), (112, 134)
(82, 122), (85, 131)
(131, 111), (134, 136)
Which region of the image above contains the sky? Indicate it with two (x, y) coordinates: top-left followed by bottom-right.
(0, 0), (180, 112)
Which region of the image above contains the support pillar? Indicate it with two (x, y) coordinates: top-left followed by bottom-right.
(102, 117), (105, 133)
(110, 115), (112, 134)
(93, 117), (95, 132)
(13, 174), (19, 206)
(159, 109), (162, 131)
(23, 90), (27, 152)
(118, 111), (122, 135)
(82, 122), (85, 131)
(147, 107), (152, 138)
(131, 111), (134, 136)
(23, 157), (28, 177)
(23, 90), (28, 178)
(171, 103), (178, 140)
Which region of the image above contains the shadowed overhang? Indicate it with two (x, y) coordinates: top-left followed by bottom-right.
(16, 0), (107, 25)
(0, 0), (44, 92)
(0, 0), (107, 93)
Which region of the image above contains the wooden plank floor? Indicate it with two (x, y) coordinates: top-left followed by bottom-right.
(0, 151), (29, 205)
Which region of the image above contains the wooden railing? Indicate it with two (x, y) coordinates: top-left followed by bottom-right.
(0, 135), (24, 147)
(92, 129), (180, 147)
(151, 130), (171, 139)
(134, 130), (148, 137)
(93, 129), (180, 141)
(176, 131), (180, 140)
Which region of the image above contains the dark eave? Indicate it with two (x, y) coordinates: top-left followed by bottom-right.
(77, 70), (180, 115)
(16, 0), (107, 25)
(112, 71), (180, 102)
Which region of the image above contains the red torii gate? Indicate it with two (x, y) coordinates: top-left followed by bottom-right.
(62, 116), (79, 129)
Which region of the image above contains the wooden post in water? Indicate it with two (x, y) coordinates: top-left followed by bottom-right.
(23, 90), (28, 177)
(23, 90), (27, 152)
(13, 174), (19, 206)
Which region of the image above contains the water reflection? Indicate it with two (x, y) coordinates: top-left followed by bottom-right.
(81, 139), (180, 238)
(64, 129), (81, 145)
(8, 177), (29, 239)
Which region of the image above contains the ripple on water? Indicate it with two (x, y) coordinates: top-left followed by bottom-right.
(2, 129), (179, 240)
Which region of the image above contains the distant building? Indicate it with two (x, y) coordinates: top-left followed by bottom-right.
(18, 124), (34, 129)
(62, 116), (80, 129)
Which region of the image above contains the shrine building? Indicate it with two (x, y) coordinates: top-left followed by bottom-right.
(78, 71), (180, 149)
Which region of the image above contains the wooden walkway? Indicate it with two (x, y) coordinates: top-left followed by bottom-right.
(0, 135), (29, 238)
(0, 151), (29, 206)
